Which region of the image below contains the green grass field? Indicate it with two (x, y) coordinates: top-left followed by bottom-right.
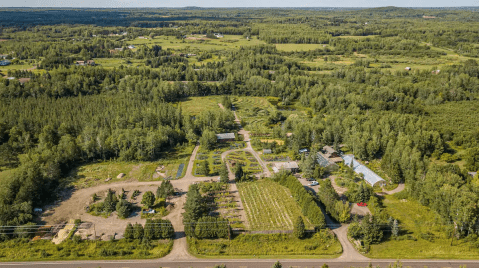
(177, 96), (224, 116)
(0, 238), (172, 261)
(237, 180), (310, 230)
(188, 230), (342, 258)
(367, 194), (479, 259)
(275, 44), (328, 52)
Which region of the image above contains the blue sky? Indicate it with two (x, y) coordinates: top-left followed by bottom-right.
(2, 0), (477, 7)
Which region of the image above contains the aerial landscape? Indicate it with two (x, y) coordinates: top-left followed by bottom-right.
(1, 3), (479, 268)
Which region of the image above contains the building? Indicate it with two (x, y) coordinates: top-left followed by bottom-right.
(86, 60), (95, 66)
(274, 162), (299, 173)
(405, 67), (411, 71)
(342, 155), (386, 187)
(0, 60), (10, 66)
(263, 149), (272, 154)
(214, 33), (224, 38)
(128, 45), (136, 49)
(216, 133), (235, 142)
(18, 78), (31, 84)
(299, 148), (308, 154)
(316, 152), (339, 172)
(76, 60), (85, 65)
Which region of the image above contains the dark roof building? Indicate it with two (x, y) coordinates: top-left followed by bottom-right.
(216, 133), (235, 142)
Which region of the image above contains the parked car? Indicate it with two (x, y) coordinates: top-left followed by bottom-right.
(309, 181), (319, 186)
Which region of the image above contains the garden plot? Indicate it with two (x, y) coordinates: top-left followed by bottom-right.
(237, 180), (310, 231)
(226, 151), (263, 174)
(201, 182), (246, 229)
(193, 142), (245, 176)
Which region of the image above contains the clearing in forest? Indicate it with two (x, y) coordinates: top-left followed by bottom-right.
(368, 194), (479, 259)
(237, 179), (308, 230)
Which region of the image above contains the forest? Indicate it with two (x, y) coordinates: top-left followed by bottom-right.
(1, 6), (479, 259)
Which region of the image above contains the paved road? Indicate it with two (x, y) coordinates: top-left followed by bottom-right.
(2, 259), (479, 268)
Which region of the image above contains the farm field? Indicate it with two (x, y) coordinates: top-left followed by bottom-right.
(233, 96), (276, 131)
(225, 150), (263, 174)
(188, 230), (342, 257)
(275, 43), (329, 52)
(126, 35), (265, 52)
(237, 180), (309, 230)
(367, 194), (479, 259)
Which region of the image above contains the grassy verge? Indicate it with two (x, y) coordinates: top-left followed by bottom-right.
(188, 231), (342, 258)
(0, 238), (172, 261)
(367, 194), (479, 259)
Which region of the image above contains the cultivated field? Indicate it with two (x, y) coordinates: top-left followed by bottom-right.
(177, 96), (223, 115)
(237, 180), (309, 230)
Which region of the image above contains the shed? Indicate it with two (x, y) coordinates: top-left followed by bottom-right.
(216, 133), (235, 142)
(263, 149), (272, 154)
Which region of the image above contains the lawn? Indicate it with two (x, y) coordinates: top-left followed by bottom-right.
(225, 150), (263, 174)
(237, 180), (310, 230)
(64, 144), (195, 189)
(367, 194), (479, 259)
(0, 238), (172, 261)
(188, 230), (342, 258)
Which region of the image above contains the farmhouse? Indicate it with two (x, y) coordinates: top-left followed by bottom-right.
(216, 133), (235, 142)
(342, 154), (386, 187)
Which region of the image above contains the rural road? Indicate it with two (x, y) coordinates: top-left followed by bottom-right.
(2, 259), (479, 268)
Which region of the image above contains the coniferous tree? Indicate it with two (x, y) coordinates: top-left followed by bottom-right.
(293, 216), (306, 239)
(124, 223), (134, 240)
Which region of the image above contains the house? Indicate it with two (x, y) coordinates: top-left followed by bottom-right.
(342, 155), (386, 187)
(322, 146), (341, 160)
(216, 133), (235, 142)
(128, 45), (135, 49)
(405, 67), (411, 71)
(76, 60), (85, 65)
(0, 60), (10, 66)
(263, 149), (272, 154)
(86, 60), (95, 66)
